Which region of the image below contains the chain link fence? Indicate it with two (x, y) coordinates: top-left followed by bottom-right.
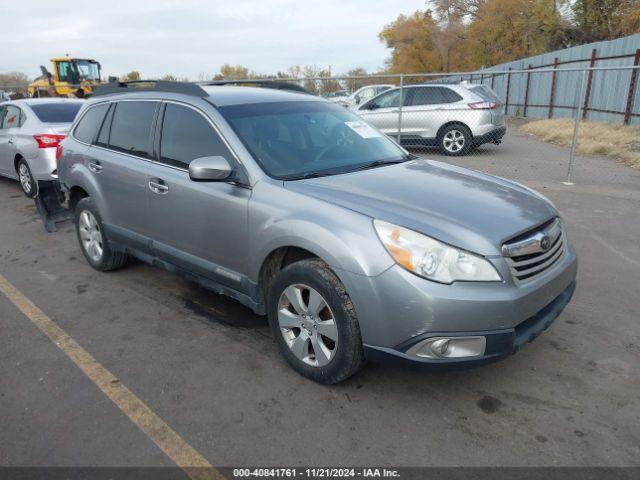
(270, 65), (639, 184)
(2, 65), (639, 184)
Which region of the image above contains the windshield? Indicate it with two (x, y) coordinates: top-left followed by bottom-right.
(73, 60), (101, 81)
(30, 103), (82, 123)
(219, 101), (408, 179)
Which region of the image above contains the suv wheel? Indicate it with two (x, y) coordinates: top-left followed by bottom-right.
(267, 258), (365, 384)
(17, 159), (36, 198)
(75, 197), (128, 271)
(438, 124), (472, 156)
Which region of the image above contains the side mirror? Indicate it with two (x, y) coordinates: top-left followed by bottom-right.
(362, 102), (378, 111)
(189, 156), (233, 181)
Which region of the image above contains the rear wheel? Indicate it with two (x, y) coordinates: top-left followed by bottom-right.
(438, 124), (472, 156)
(75, 197), (128, 271)
(17, 159), (36, 198)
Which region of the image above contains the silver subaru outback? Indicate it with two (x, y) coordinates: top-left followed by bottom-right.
(57, 81), (577, 384)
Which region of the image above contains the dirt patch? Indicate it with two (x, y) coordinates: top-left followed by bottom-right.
(477, 395), (503, 414)
(519, 118), (640, 169)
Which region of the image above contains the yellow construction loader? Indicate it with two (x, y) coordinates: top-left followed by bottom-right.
(28, 56), (104, 98)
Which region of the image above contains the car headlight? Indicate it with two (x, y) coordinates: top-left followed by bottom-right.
(373, 220), (501, 284)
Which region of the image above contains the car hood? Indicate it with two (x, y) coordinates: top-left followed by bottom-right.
(284, 159), (557, 256)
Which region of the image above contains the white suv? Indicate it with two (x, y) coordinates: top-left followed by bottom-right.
(332, 84), (394, 109)
(355, 83), (506, 156)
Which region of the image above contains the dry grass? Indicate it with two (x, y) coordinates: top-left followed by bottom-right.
(519, 118), (640, 169)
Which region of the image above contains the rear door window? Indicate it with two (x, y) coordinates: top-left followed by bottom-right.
(3, 106), (21, 128)
(95, 104), (114, 147)
(108, 101), (158, 158)
(30, 103), (82, 123)
(406, 87), (462, 106)
(73, 104), (109, 144)
(159, 103), (232, 169)
(406, 87), (440, 106)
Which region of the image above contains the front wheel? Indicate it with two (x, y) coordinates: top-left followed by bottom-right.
(438, 124), (472, 156)
(267, 258), (365, 384)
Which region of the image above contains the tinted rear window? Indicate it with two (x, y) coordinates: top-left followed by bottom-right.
(109, 102), (157, 158)
(470, 85), (501, 103)
(73, 104), (109, 144)
(30, 103), (82, 123)
(407, 87), (462, 106)
(96, 104), (114, 147)
(441, 88), (463, 103)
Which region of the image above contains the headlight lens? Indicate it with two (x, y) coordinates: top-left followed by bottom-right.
(374, 220), (501, 284)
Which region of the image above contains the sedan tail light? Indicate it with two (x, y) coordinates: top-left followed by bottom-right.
(33, 134), (66, 149)
(468, 102), (498, 110)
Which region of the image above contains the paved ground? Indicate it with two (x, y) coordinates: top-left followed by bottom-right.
(1, 126), (639, 469)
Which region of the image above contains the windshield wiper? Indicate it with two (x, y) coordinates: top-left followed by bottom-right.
(345, 159), (408, 173)
(284, 171), (334, 181)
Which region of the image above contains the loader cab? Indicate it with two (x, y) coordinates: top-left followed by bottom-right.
(54, 58), (102, 84)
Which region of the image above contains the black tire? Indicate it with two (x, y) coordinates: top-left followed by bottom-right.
(74, 197), (128, 272)
(437, 123), (473, 156)
(16, 158), (37, 198)
(267, 258), (365, 384)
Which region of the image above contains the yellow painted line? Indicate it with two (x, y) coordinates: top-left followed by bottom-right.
(0, 272), (224, 480)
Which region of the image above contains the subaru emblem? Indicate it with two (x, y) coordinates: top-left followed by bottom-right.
(540, 235), (551, 251)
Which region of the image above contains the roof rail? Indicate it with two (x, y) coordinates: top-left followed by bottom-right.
(202, 80), (310, 94)
(93, 80), (209, 98)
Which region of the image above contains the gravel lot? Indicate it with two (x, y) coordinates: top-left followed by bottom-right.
(1, 125), (639, 469)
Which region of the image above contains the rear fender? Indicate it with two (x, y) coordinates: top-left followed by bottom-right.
(64, 162), (110, 223)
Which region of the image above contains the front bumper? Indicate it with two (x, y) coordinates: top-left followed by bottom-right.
(363, 280), (576, 369)
(336, 244), (577, 368)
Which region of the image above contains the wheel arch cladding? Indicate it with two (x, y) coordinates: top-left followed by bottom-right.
(437, 121), (472, 140)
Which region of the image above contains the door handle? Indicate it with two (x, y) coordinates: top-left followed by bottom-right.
(148, 179), (169, 194)
(8, 138), (14, 144)
(88, 161), (103, 173)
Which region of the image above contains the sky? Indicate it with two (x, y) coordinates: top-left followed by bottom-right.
(3, 0), (428, 80)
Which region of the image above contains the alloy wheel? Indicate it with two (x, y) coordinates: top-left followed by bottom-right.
(277, 284), (339, 367)
(79, 210), (104, 263)
(18, 164), (32, 194)
(443, 129), (466, 153)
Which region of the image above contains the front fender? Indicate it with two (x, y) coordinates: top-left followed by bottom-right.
(247, 181), (394, 282)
